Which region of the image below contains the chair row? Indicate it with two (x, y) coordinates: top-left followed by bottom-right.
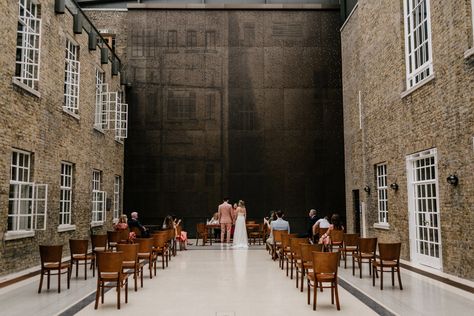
(38, 228), (178, 310)
(269, 231), (403, 311)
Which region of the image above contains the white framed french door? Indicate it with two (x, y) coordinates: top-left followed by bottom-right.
(406, 148), (442, 269)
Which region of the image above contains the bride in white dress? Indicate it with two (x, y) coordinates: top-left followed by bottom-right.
(232, 200), (248, 248)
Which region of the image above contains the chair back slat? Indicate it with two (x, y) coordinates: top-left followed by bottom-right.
(91, 234), (107, 250)
(273, 230), (286, 243)
(290, 238), (308, 254)
(343, 233), (359, 247)
(281, 233), (298, 248)
(152, 232), (168, 248)
(97, 251), (124, 274)
(69, 239), (89, 255)
(117, 244), (138, 262)
(118, 229), (130, 242)
(329, 230), (344, 243)
(39, 245), (63, 264)
(136, 238), (153, 253)
(313, 251), (339, 274)
(300, 244), (323, 262)
(378, 242), (401, 261)
(107, 231), (120, 242)
(318, 227), (329, 236)
(358, 237), (377, 253)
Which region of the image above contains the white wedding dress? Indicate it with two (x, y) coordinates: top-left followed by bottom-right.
(232, 212), (248, 248)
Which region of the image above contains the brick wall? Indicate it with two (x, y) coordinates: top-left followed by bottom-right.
(342, 0), (474, 280)
(0, 0), (125, 275)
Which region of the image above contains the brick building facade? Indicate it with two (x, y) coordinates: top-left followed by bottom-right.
(341, 0), (474, 279)
(0, 0), (127, 275)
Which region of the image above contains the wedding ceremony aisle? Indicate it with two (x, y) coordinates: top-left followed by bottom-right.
(0, 243), (473, 315)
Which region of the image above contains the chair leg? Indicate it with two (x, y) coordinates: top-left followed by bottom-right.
(85, 259), (88, 280)
(140, 266), (144, 288)
(331, 283), (334, 304)
(359, 258), (362, 279)
(125, 278), (128, 303)
(352, 256), (355, 276)
(335, 280), (341, 310)
(392, 267), (395, 287)
(38, 270), (44, 293)
(307, 279), (311, 305)
(301, 268), (305, 292)
(117, 280), (121, 310)
(94, 280), (100, 309)
(58, 268), (61, 293)
(47, 270), (50, 290)
(75, 260), (78, 278)
(296, 268), (299, 288)
(380, 267), (384, 290)
(313, 279), (317, 310)
(372, 265), (376, 286)
(67, 266), (71, 289)
(397, 267), (403, 290)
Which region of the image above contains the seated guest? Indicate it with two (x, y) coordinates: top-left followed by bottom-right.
(207, 212), (221, 240)
(128, 211), (150, 237)
(312, 215), (330, 238)
(265, 210), (290, 260)
(114, 214), (129, 231)
(318, 213), (344, 246)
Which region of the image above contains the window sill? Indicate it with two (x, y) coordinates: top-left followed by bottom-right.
(401, 73), (435, 99)
(62, 109), (80, 120)
(373, 223), (390, 230)
(464, 47), (474, 60)
(93, 127), (106, 135)
(57, 224), (76, 232)
(91, 221), (104, 227)
(4, 230), (35, 241)
(12, 78), (41, 98)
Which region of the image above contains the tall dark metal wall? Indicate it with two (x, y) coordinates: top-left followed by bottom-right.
(123, 9), (345, 235)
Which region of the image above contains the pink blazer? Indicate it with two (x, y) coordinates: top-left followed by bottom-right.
(218, 202), (233, 224)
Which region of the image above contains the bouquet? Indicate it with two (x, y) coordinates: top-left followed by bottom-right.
(128, 231), (137, 243)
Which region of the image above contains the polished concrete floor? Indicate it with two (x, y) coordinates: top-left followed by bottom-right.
(0, 242), (473, 316)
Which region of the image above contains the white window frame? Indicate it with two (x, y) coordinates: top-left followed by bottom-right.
(403, 0), (434, 89)
(59, 162), (73, 227)
(375, 163), (389, 227)
(14, 0), (42, 92)
(115, 102), (128, 142)
(94, 69), (109, 130)
(63, 39), (81, 115)
(7, 150), (48, 238)
(113, 176), (121, 221)
(91, 170), (106, 226)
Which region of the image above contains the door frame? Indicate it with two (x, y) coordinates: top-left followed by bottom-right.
(406, 148), (443, 270)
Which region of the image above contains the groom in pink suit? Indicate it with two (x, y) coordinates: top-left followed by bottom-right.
(218, 197), (234, 243)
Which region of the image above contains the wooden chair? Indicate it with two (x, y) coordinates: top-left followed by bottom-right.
(152, 232), (169, 273)
(280, 233), (297, 272)
(91, 234), (107, 252)
(328, 229), (344, 253)
(136, 238), (154, 279)
(118, 228), (130, 243)
(372, 242), (403, 290)
(308, 251), (340, 311)
(196, 223), (208, 246)
(69, 239), (95, 280)
(117, 243), (144, 291)
(248, 223), (262, 245)
(166, 228), (175, 258)
(353, 237), (377, 278)
(272, 230), (286, 263)
(95, 251), (128, 310)
(107, 231), (120, 250)
(38, 245), (71, 293)
(289, 237), (309, 279)
(340, 233), (358, 268)
(298, 243), (323, 293)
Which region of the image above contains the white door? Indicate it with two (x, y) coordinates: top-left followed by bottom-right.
(406, 149), (442, 269)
